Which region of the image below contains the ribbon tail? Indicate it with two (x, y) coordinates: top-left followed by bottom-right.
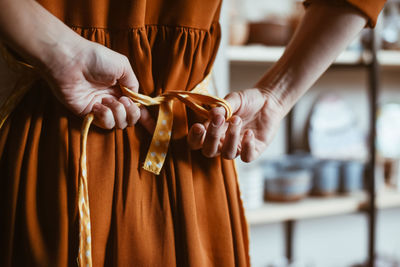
(77, 113), (94, 267)
(142, 101), (173, 175)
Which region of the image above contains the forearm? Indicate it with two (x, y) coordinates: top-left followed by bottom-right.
(256, 2), (368, 114)
(0, 0), (84, 71)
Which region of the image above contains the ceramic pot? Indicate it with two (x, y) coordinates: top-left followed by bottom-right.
(340, 161), (365, 193)
(312, 160), (341, 196)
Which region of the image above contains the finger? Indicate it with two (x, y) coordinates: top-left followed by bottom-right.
(102, 98), (127, 129)
(209, 106), (226, 120)
(92, 103), (115, 129)
(202, 113), (225, 158)
(240, 130), (257, 163)
(221, 116), (242, 159)
(119, 96), (140, 126)
(118, 55), (139, 92)
(224, 91), (243, 114)
(138, 106), (156, 133)
(187, 123), (206, 150)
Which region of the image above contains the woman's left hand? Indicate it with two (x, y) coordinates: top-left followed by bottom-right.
(187, 88), (285, 162)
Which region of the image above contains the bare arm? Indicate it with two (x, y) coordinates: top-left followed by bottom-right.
(0, 0), (83, 71)
(256, 2), (368, 113)
(0, 0), (154, 130)
(188, 2), (369, 162)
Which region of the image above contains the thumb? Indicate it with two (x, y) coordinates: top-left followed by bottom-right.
(224, 91), (243, 114)
(118, 56), (139, 93)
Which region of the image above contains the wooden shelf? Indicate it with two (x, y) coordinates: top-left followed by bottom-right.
(227, 45), (400, 67)
(246, 188), (400, 225)
(375, 50), (400, 67)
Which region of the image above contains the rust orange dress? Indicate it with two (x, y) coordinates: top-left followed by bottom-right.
(0, 0), (250, 266)
(0, 0), (386, 266)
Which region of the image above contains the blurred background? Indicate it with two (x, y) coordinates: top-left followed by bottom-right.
(213, 0), (400, 266)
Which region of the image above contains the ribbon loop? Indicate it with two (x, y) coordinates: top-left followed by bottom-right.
(119, 75), (232, 175)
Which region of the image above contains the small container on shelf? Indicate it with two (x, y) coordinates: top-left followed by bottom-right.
(237, 161), (265, 209)
(247, 19), (292, 47)
(264, 168), (313, 202)
(340, 160), (365, 194)
(312, 160), (341, 196)
(262, 154), (314, 202)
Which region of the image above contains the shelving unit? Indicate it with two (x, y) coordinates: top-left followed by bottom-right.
(224, 29), (400, 267)
(227, 45), (400, 67)
(228, 45), (364, 65)
(246, 188), (400, 225)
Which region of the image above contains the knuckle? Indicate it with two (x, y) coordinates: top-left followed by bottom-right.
(132, 106), (140, 118)
(113, 101), (125, 111)
(121, 55), (130, 64)
(117, 122), (128, 129)
(103, 110), (115, 129)
(128, 109), (140, 125)
(103, 119), (115, 129)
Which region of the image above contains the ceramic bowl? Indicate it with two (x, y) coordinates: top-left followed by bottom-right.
(264, 168), (313, 202)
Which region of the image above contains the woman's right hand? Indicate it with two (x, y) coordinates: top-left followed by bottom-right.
(42, 39), (154, 131)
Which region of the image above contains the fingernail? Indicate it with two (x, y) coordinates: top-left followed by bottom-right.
(230, 116), (241, 125)
(212, 115), (224, 127)
(194, 126), (203, 135)
(245, 130), (253, 137)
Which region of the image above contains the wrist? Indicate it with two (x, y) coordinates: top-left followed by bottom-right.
(34, 26), (86, 75)
(255, 64), (295, 116)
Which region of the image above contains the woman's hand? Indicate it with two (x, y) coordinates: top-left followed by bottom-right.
(187, 88), (285, 162)
(43, 40), (154, 130)
(187, 1), (371, 162)
(0, 0), (155, 131)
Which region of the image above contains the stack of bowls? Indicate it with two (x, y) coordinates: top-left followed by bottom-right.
(263, 155), (315, 202)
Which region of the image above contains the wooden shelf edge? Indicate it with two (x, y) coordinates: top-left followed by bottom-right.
(227, 45), (400, 67)
(245, 188), (400, 225)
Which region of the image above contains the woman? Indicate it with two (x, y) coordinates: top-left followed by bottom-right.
(0, 0), (385, 266)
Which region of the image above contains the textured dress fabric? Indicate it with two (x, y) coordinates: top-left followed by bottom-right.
(0, 0), (250, 266)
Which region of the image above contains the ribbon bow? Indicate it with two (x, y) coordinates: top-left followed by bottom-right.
(121, 80), (232, 174)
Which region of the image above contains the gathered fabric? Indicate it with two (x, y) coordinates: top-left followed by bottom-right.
(0, 50), (232, 266)
(0, 1), (251, 265)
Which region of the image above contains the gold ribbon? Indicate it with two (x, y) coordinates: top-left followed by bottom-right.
(120, 80), (232, 174)
(0, 47), (232, 267)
